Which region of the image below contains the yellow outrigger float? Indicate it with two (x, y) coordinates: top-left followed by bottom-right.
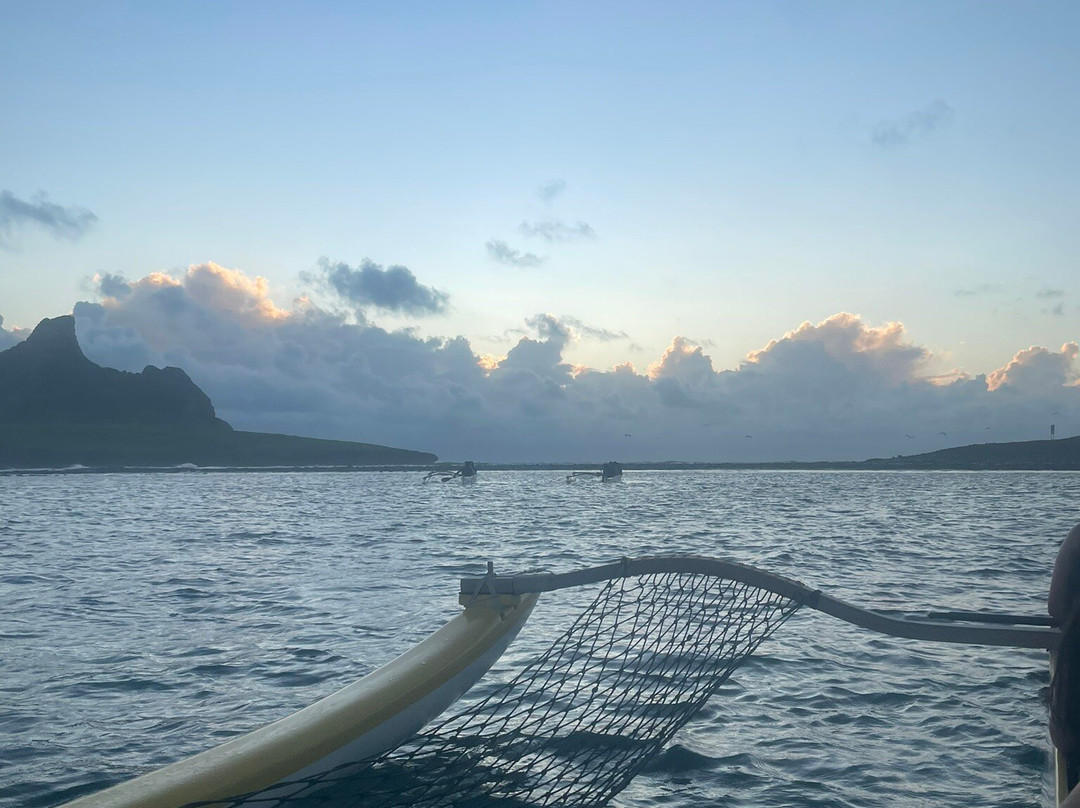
(60, 591), (536, 808)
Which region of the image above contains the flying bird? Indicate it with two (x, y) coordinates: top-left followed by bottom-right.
(745, 434), (753, 439)
(938, 431), (948, 436)
(905, 434), (916, 439)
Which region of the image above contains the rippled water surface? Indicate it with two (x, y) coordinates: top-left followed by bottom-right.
(3, 470), (1079, 807)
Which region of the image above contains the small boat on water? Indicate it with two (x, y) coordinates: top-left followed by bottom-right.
(424, 461), (477, 483)
(566, 461), (623, 483)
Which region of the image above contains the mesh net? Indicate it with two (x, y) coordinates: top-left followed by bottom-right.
(194, 570), (803, 808)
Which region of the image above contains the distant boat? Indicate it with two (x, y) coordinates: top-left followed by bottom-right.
(566, 461), (624, 483)
(460, 461), (477, 483)
(424, 461), (477, 483)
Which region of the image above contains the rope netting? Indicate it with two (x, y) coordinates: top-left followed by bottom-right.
(197, 570), (803, 808)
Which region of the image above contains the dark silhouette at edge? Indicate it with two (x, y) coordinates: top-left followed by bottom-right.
(1050, 524), (1080, 803)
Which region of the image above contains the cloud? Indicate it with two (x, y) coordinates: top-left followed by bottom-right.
(645, 338), (721, 409)
(536, 179), (566, 203)
(0, 315), (23, 351)
(94, 272), (133, 299)
(745, 313), (929, 387)
(873, 100), (954, 148)
(987, 343), (1079, 392)
(493, 314), (574, 384)
(954, 283), (1003, 298)
(518, 220), (596, 243)
(485, 240), (545, 268)
(557, 315), (628, 343)
(0, 190), (98, 247)
(65, 269), (1080, 463)
(318, 258), (449, 316)
(1034, 289), (1068, 316)
(526, 313), (572, 344)
(1037, 288), (1066, 299)
(499, 314), (627, 348)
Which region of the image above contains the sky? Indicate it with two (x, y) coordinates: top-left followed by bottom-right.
(1, 1), (1078, 462)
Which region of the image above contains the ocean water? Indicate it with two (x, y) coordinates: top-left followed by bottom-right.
(2, 469), (1079, 808)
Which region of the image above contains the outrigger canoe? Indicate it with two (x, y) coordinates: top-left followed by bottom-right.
(56, 555), (1067, 807)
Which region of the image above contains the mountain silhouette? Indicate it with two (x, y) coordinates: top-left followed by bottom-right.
(0, 315), (224, 427)
(0, 316), (437, 468)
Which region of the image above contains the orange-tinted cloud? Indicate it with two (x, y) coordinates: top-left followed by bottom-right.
(987, 343), (1080, 392)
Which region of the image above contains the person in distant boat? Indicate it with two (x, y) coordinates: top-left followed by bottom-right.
(601, 461), (622, 480)
(1049, 523), (1080, 805)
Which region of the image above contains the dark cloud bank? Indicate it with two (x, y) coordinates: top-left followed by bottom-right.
(4, 262), (1077, 463)
(317, 258), (449, 316)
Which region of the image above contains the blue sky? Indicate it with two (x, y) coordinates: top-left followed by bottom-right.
(2, 2), (1078, 461)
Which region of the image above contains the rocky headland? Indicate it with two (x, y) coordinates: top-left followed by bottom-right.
(0, 316), (437, 468)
